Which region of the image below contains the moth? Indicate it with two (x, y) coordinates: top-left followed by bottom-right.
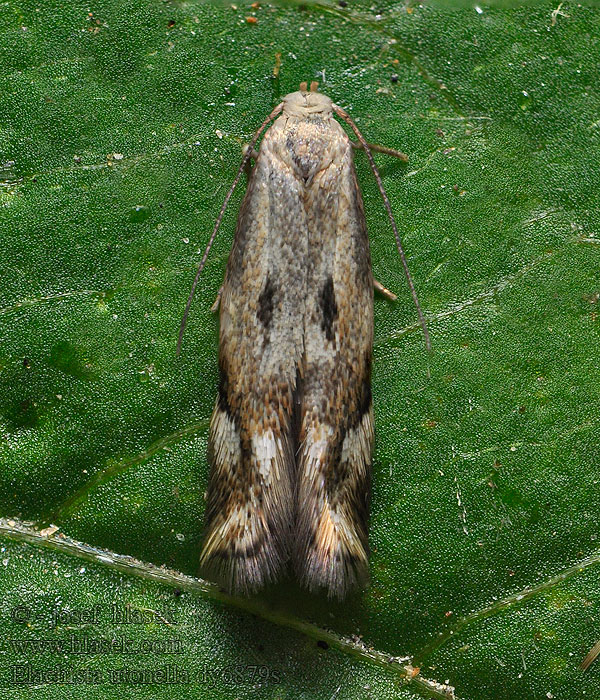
(178, 82), (429, 599)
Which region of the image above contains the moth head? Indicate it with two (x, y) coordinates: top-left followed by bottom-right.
(283, 87), (333, 117)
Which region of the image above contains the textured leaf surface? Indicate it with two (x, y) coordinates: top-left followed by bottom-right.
(1, 1), (599, 698)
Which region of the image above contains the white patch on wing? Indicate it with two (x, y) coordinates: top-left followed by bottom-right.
(210, 404), (240, 466)
(252, 429), (286, 483)
(340, 411), (373, 474)
(299, 421), (334, 481)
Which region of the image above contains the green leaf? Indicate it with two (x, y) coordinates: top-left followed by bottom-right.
(1, 1), (599, 698)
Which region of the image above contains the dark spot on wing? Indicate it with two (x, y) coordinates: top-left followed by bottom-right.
(319, 276), (338, 342)
(357, 352), (372, 423)
(257, 276), (275, 330)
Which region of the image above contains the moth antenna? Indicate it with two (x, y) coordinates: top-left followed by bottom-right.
(177, 102), (284, 356)
(333, 104), (431, 352)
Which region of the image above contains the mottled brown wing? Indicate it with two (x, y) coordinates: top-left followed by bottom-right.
(198, 118), (308, 594)
(293, 123), (374, 599)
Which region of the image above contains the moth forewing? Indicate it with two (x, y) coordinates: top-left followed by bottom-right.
(290, 100), (374, 597)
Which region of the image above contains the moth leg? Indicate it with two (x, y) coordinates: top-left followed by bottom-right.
(245, 147), (260, 160)
(350, 140), (408, 162)
(210, 285), (223, 313)
(373, 278), (397, 301)
(242, 145), (260, 177)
